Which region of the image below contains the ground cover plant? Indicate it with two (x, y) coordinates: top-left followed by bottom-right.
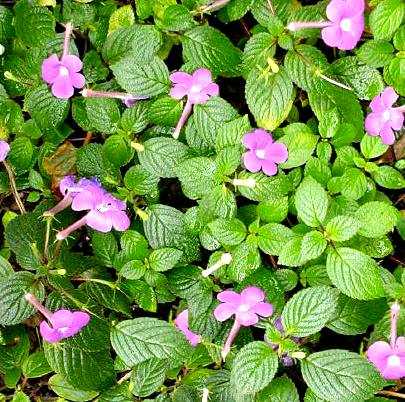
(0, 0), (404, 400)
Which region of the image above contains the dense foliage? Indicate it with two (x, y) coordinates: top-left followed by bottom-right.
(0, 0), (404, 401)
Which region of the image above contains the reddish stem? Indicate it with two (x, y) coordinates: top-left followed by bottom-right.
(25, 293), (53, 321)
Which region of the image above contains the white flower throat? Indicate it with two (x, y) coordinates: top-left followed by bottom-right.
(340, 18), (352, 32)
(59, 66), (69, 77)
(255, 149), (266, 160)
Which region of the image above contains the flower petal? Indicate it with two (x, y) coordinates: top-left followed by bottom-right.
(217, 290), (241, 304)
(170, 72), (192, 85)
(366, 340), (392, 370)
(85, 210), (113, 232)
(192, 68), (213, 86)
(321, 25), (342, 48)
(40, 321), (63, 343)
(61, 55), (83, 73)
(243, 151), (262, 173)
(51, 309), (74, 328)
(326, 0), (346, 22)
(252, 302), (274, 318)
(381, 356), (405, 380)
(381, 87), (398, 108)
(241, 287), (265, 305)
(214, 303), (236, 322)
(205, 83), (219, 97)
(365, 112), (383, 135)
(71, 189), (99, 211)
(71, 72), (85, 89)
(380, 124), (395, 145)
(266, 142), (288, 163)
(236, 311), (259, 326)
(42, 54), (61, 84)
(390, 110), (404, 130)
(261, 160), (278, 176)
(71, 311), (90, 331)
(51, 77), (74, 99)
(109, 210), (131, 231)
(170, 85), (188, 100)
(242, 129), (272, 149)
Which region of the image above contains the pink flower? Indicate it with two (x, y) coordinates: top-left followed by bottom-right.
(169, 68), (219, 139)
(365, 87), (404, 145)
(56, 185), (130, 239)
(0, 140), (10, 162)
(214, 287), (273, 359)
(242, 129), (288, 176)
(367, 302), (405, 380)
(174, 309), (201, 347)
(81, 88), (148, 108)
(41, 23), (85, 99)
(287, 0), (364, 50)
(25, 293), (90, 343)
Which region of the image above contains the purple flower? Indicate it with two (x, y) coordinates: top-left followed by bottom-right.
(287, 0), (364, 50)
(25, 293), (90, 343)
(44, 176), (102, 217)
(214, 287), (273, 359)
(0, 140), (10, 162)
(242, 129), (288, 176)
(365, 87), (404, 145)
(56, 184), (130, 239)
(169, 68), (219, 139)
(41, 23), (85, 99)
(367, 302), (405, 380)
(174, 309), (201, 347)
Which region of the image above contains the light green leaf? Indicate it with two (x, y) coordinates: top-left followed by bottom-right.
(246, 67), (294, 130)
(356, 40), (394, 68)
(279, 123), (318, 169)
(227, 241), (261, 281)
(282, 286), (339, 337)
(108, 5), (135, 34)
(48, 374), (99, 402)
(325, 215), (361, 242)
(256, 376), (299, 402)
(326, 247), (385, 300)
(300, 231), (327, 261)
(230, 341), (278, 395)
(182, 26), (242, 76)
(370, 0), (405, 41)
(111, 318), (191, 367)
(301, 350), (384, 402)
(22, 352), (51, 378)
(132, 358), (168, 397)
(295, 177), (328, 227)
(85, 98), (120, 134)
(360, 135), (389, 159)
(372, 166), (405, 189)
(242, 32), (277, 75)
(355, 201), (399, 238)
(208, 218), (247, 246)
(149, 248), (183, 272)
(257, 196), (289, 223)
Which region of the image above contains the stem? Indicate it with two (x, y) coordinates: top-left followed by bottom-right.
(390, 302), (400, 349)
(56, 216), (87, 241)
(81, 88), (148, 101)
(44, 217), (52, 262)
(221, 320), (241, 360)
(43, 195), (73, 218)
(202, 253), (232, 277)
(72, 277), (117, 289)
(201, 388), (209, 402)
(3, 161), (26, 214)
(62, 22), (73, 59)
(287, 21), (331, 31)
(117, 371), (132, 384)
(25, 293), (53, 321)
(377, 390), (405, 399)
(232, 178), (256, 188)
(201, 0), (230, 13)
(173, 99), (193, 139)
(267, 0), (275, 15)
(318, 73), (352, 91)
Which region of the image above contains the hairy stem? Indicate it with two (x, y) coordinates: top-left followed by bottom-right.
(287, 21), (331, 31)
(173, 99), (193, 139)
(25, 293), (53, 321)
(62, 22), (73, 59)
(3, 161), (26, 214)
(221, 320), (241, 360)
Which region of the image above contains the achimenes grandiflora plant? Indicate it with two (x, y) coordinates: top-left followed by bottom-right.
(0, 0), (404, 400)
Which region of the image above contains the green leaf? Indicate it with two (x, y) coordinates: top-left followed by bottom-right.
(325, 215), (361, 242)
(138, 137), (189, 178)
(119, 230), (150, 262)
(257, 223), (295, 256)
(0, 272), (45, 326)
(149, 248), (183, 272)
(300, 231), (327, 261)
(175, 157), (219, 199)
(339, 168), (368, 200)
(160, 5), (196, 31)
(83, 50), (109, 84)
(102, 135), (133, 167)
(208, 218), (247, 246)
(242, 32), (277, 75)
(227, 241), (261, 281)
(120, 102), (149, 134)
(245, 67), (294, 131)
(8, 137), (34, 174)
(182, 26), (242, 76)
(356, 40), (394, 68)
(257, 196), (289, 223)
(48, 374), (99, 402)
(230, 341), (278, 395)
(111, 56), (170, 97)
(25, 84), (69, 133)
(108, 5), (135, 34)
(282, 286), (339, 337)
(131, 358), (168, 397)
(355, 201), (399, 238)
(360, 135), (389, 159)
(384, 55), (404, 96)
(44, 319), (115, 391)
(85, 98), (120, 134)
(372, 166), (405, 189)
(327, 295), (386, 336)
(149, 96), (182, 127)
(91, 231), (118, 268)
(301, 350), (384, 402)
(14, 0), (55, 47)
(278, 237), (305, 267)
(295, 177), (328, 227)
(326, 247), (385, 300)
(111, 317), (191, 367)
(369, 0), (405, 41)
(279, 123), (318, 169)
(256, 376), (299, 402)
(102, 25), (161, 64)
(22, 352), (51, 378)
(215, 115), (251, 150)
(124, 165), (159, 195)
(0, 255), (13, 278)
